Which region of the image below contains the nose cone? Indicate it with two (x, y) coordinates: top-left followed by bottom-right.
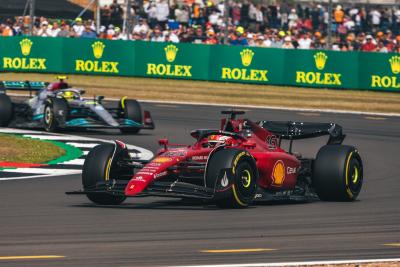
(125, 176), (149, 196)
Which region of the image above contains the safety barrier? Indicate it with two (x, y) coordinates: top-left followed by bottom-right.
(0, 36), (399, 91)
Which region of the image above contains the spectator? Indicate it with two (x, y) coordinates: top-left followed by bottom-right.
(57, 23), (70, 37)
(156, 0), (169, 28)
(49, 22), (61, 37)
(229, 26), (248, 46)
(80, 23), (97, 38)
(282, 36), (294, 49)
(362, 35), (377, 52)
(110, 0), (123, 27)
(37, 21), (50, 37)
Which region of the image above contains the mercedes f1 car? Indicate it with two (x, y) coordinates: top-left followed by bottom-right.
(67, 110), (363, 208)
(0, 80), (154, 133)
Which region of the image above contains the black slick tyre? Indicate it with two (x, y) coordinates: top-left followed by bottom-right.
(0, 94), (13, 127)
(82, 144), (126, 205)
(120, 98), (142, 134)
(43, 98), (68, 132)
(313, 145), (363, 201)
(206, 148), (258, 208)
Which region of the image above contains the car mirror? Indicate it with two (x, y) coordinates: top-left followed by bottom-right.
(158, 138), (169, 150)
(96, 95), (104, 102)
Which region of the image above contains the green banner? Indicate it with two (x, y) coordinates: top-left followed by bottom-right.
(134, 41), (210, 80)
(284, 49), (359, 89)
(0, 36), (63, 73)
(359, 52), (400, 92)
(209, 46), (285, 84)
(63, 38), (135, 76)
(0, 36), (399, 92)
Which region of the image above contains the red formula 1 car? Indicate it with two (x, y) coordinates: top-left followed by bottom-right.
(67, 111), (363, 208)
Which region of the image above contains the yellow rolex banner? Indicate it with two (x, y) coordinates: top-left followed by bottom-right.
(134, 41), (210, 80)
(0, 36), (399, 92)
(359, 53), (400, 91)
(209, 45), (285, 84)
(0, 36), (63, 73)
(62, 38), (135, 76)
(284, 49), (359, 89)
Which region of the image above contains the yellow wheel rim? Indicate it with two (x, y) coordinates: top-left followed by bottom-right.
(352, 166), (359, 184)
(241, 169), (252, 188)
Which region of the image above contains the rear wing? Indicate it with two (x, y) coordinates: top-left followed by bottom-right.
(0, 80), (48, 92)
(258, 121), (345, 145)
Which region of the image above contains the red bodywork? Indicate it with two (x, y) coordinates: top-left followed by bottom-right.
(124, 117), (301, 197)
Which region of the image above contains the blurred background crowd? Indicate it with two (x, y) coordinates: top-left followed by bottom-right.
(1, 0), (400, 52)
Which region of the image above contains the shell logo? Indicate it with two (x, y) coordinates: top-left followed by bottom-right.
(153, 157), (172, 163)
(271, 160), (285, 186)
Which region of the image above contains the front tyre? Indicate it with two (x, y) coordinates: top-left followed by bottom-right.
(206, 148), (258, 208)
(120, 98), (142, 134)
(82, 144), (126, 205)
(43, 98), (68, 132)
(313, 145), (363, 201)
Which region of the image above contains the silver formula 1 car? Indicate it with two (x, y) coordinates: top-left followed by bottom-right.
(0, 80), (154, 133)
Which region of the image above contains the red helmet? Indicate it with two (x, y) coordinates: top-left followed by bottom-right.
(207, 135), (234, 147)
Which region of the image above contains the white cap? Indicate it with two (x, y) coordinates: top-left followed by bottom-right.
(366, 35), (373, 39)
(284, 36), (291, 42)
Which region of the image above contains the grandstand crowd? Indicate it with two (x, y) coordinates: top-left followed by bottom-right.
(1, 0), (400, 52)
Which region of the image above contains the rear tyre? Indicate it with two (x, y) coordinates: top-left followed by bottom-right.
(313, 145), (363, 201)
(0, 94), (13, 127)
(82, 144), (126, 205)
(120, 98), (142, 134)
(43, 98), (68, 132)
(206, 148), (258, 208)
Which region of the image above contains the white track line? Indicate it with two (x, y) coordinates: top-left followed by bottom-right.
(0, 171), (82, 181)
(61, 159), (85, 165)
(65, 142), (101, 148)
(0, 168), (80, 175)
(173, 258), (400, 267)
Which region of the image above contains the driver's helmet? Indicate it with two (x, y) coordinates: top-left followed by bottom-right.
(62, 91), (75, 100)
(207, 135), (234, 148)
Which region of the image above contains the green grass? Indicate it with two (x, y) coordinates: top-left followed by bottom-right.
(0, 134), (65, 163)
(1, 72), (400, 113)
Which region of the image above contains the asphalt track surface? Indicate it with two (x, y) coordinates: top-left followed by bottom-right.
(1, 103), (400, 267)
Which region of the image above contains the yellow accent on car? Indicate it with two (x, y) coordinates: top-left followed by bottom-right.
(242, 169), (252, 188)
(232, 184), (247, 207)
(345, 151), (354, 198)
(121, 96), (127, 109)
(105, 158), (112, 181)
(353, 166), (359, 183)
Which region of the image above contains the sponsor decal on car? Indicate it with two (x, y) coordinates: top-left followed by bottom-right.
(266, 135), (278, 150)
(153, 157), (173, 163)
(287, 166), (297, 174)
(220, 171), (229, 187)
(271, 160), (285, 186)
(154, 171), (168, 179)
(191, 155), (208, 161)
